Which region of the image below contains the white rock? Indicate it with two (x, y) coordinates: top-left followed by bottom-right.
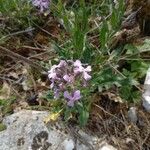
(0, 110), (116, 150)
(0, 110), (69, 150)
(63, 139), (74, 150)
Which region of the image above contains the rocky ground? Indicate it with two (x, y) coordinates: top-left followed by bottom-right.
(0, 0), (150, 150)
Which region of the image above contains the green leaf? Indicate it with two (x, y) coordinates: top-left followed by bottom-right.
(111, 9), (118, 29)
(136, 39), (150, 52)
(76, 103), (89, 126)
(124, 44), (138, 55)
(78, 108), (89, 127)
(99, 21), (108, 49)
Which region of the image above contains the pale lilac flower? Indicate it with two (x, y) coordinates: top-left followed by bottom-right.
(57, 60), (67, 68)
(73, 60), (83, 74)
(48, 65), (58, 80)
(50, 80), (55, 89)
(48, 72), (57, 80)
(74, 60), (82, 68)
(63, 74), (74, 83)
(82, 66), (92, 80)
(83, 72), (91, 80)
(64, 90), (81, 107)
(48, 65), (57, 74)
(48, 60), (91, 106)
(74, 60), (91, 80)
(85, 66), (92, 72)
(32, 0), (50, 12)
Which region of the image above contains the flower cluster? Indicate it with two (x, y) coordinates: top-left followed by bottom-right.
(48, 60), (91, 107)
(32, 0), (50, 12)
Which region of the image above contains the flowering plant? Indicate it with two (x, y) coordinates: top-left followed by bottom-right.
(32, 0), (50, 12)
(48, 60), (92, 125)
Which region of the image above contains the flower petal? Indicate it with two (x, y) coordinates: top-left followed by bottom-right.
(58, 60), (67, 68)
(63, 74), (74, 83)
(74, 60), (82, 67)
(63, 75), (70, 82)
(64, 91), (72, 100)
(85, 66), (91, 72)
(32, 0), (50, 12)
(73, 90), (81, 100)
(50, 81), (54, 89)
(32, 0), (40, 6)
(48, 72), (57, 79)
(83, 72), (91, 80)
(48, 65), (57, 74)
(67, 100), (75, 107)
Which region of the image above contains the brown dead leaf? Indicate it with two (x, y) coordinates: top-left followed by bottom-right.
(8, 71), (18, 79)
(0, 81), (11, 99)
(107, 92), (123, 103)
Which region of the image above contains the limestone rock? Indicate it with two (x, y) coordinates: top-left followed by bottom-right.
(0, 110), (116, 150)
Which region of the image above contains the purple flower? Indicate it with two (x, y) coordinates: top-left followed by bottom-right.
(63, 74), (74, 83)
(48, 65), (58, 80)
(32, 0), (50, 12)
(48, 65), (57, 73)
(74, 60), (91, 80)
(74, 60), (82, 68)
(64, 90), (81, 107)
(83, 68), (92, 80)
(48, 72), (57, 80)
(57, 60), (67, 68)
(50, 80), (55, 89)
(48, 60), (91, 107)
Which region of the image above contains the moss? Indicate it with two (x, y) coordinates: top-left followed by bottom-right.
(0, 123), (7, 132)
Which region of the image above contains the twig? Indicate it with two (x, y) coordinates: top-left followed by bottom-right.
(93, 104), (127, 128)
(0, 75), (22, 85)
(33, 22), (58, 38)
(0, 46), (48, 73)
(28, 51), (56, 60)
(0, 28), (35, 41)
(86, 13), (112, 34)
(21, 45), (46, 51)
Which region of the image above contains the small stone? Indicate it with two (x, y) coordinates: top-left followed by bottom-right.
(63, 138), (74, 150)
(142, 95), (150, 112)
(144, 68), (150, 84)
(142, 67), (150, 112)
(128, 107), (138, 124)
(99, 144), (117, 150)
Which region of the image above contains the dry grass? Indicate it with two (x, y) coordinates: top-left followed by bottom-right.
(87, 96), (150, 150)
